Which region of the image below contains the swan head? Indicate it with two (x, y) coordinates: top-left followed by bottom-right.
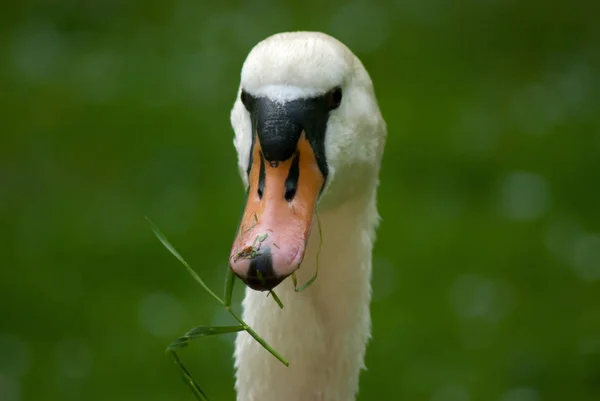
(229, 31), (386, 291)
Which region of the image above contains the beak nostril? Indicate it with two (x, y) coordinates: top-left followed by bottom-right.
(284, 186), (297, 202)
(284, 152), (300, 202)
(258, 151), (266, 200)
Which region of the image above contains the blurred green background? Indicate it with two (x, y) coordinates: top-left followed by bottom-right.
(1, 0), (599, 400)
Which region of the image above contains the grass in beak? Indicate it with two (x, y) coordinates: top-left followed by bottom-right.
(256, 270), (284, 309)
(268, 291), (284, 309)
(293, 211), (323, 292)
(232, 231), (268, 262)
(145, 217), (288, 401)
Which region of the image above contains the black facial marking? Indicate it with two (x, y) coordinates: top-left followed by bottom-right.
(243, 92), (332, 187)
(257, 151), (265, 199)
(285, 152), (300, 202)
(246, 249), (284, 291)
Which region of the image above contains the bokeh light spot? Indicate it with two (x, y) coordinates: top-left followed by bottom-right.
(570, 234), (600, 282)
(450, 274), (513, 323)
(458, 321), (496, 350)
(71, 51), (121, 104)
(498, 172), (551, 221)
(55, 339), (94, 379)
(0, 374), (21, 401)
(430, 384), (470, 401)
(544, 217), (584, 263)
(10, 20), (69, 83)
(511, 84), (564, 136)
(453, 103), (501, 157)
(0, 334), (30, 378)
(329, 0), (389, 54)
(138, 291), (185, 338)
(500, 386), (540, 401)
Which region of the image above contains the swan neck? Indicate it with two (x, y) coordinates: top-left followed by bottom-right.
(234, 191), (379, 401)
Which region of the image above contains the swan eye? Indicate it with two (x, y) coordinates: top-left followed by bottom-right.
(240, 90), (252, 111)
(326, 87), (342, 110)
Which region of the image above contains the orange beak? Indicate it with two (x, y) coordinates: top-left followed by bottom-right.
(229, 132), (324, 291)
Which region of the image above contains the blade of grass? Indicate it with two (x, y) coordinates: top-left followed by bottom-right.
(167, 325), (246, 350)
(223, 268), (235, 307)
(147, 215), (289, 401)
(256, 270), (284, 309)
(294, 212), (323, 292)
(268, 290), (284, 309)
(167, 350), (210, 401)
(146, 216), (223, 305)
(226, 307), (289, 367)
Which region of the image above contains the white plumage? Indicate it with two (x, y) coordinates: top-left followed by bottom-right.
(230, 31), (387, 401)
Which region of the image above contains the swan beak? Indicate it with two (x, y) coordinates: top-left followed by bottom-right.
(229, 132), (324, 291)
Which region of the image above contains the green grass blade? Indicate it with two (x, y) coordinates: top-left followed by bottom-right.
(223, 269), (235, 308)
(256, 270), (284, 309)
(148, 212), (289, 401)
(167, 325), (246, 350)
(227, 308), (289, 367)
(294, 212), (323, 292)
(167, 350), (210, 401)
(268, 290), (284, 309)
(145, 216), (223, 305)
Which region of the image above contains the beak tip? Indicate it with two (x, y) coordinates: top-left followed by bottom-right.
(245, 275), (286, 292)
(229, 249), (298, 291)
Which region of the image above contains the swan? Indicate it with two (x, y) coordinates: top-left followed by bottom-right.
(228, 31), (387, 401)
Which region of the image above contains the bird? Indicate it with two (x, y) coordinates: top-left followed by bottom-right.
(228, 31), (387, 401)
